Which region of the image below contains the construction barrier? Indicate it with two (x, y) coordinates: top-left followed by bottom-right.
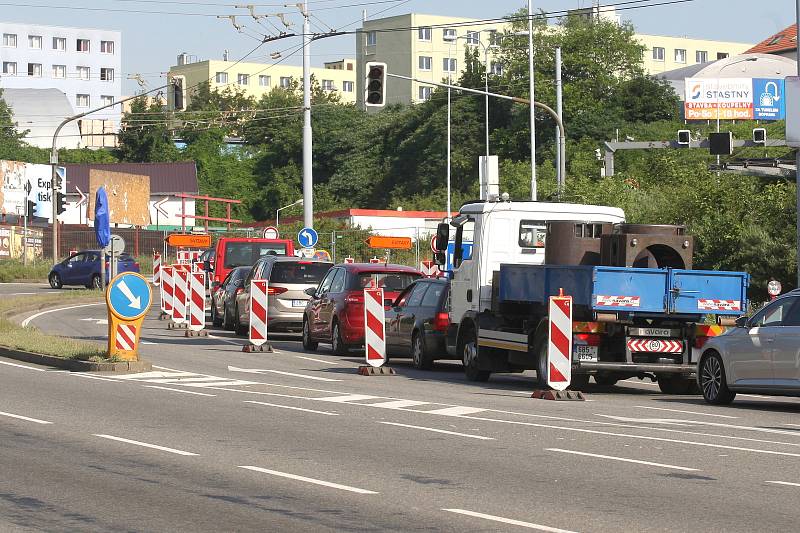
(249, 280), (269, 347)
(172, 269), (189, 324)
(363, 287), (386, 367)
(188, 272), (206, 332)
(152, 252), (162, 285)
(160, 266), (174, 315)
(547, 291), (573, 391)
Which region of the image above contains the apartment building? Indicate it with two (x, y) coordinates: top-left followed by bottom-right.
(167, 55), (358, 109)
(639, 34), (751, 75)
(0, 21), (122, 146)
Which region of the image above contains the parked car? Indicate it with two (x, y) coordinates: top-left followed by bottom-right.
(211, 266), (250, 329)
(385, 278), (451, 369)
(234, 257), (333, 336)
(302, 263), (423, 355)
(698, 291), (800, 404)
(208, 237), (295, 287)
(49, 250), (139, 289)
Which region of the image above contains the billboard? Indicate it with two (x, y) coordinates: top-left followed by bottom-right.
(88, 169), (151, 226)
(684, 78), (785, 121)
(0, 160), (66, 222)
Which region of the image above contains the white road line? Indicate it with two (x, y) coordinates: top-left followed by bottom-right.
(765, 480), (800, 488)
(184, 380), (259, 388)
(442, 509), (578, 533)
(424, 406), (487, 416)
(634, 406), (739, 419)
(144, 386), (216, 397)
(7, 292), (36, 295)
(546, 448), (699, 472)
(208, 388), (317, 400)
(0, 360), (46, 371)
(295, 355), (340, 365)
(368, 399), (430, 409)
(255, 369), (342, 382)
(148, 376), (231, 384)
(21, 303), (105, 327)
(244, 400), (339, 416)
(207, 334), (246, 346)
(786, 424), (800, 428)
(379, 421), (494, 440)
(0, 411), (53, 425)
(114, 371), (198, 380)
(70, 374), (120, 383)
(140, 340), (158, 345)
(93, 434), (199, 456)
(238, 466), (378, 494)
(314, 394), (378, 403)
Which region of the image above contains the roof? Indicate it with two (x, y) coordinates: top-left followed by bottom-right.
(62, 162), (199, 195)
(1, 89), (80, 149)
(747, 24), (797, 54)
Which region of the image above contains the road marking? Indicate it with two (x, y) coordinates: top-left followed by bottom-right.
(634, 406), (739, 419)
(238, 466), (378, 494)
(244, 400), (339, 416)
(368, 399), (430, 409)
(144, 386), (216, 397)
(21, 303), (105, 327)
(141, 340), (158, 345)
(424, 406), (487, 416)
(0, 360), (46, 371)
(71, 373), (120, 383)
(597, 414), (692, 427)
(314, 394), (378, 403)
(0, 411), (53, 425)
(113, 371), (198, 380)
(7, 292), (36, 295)
(786, 424), (800, 428)
(546, 448), (699, 472)
(765, 480), (800, 488)
(295, 355), (340, 365)
(379, 421), (494, 440)
(93, 434), (199, 456)
(207, 334), (244, 346)
(148, 376), (232, 384)
(256, 369), (342, 382)
(442, 509), (578, 532)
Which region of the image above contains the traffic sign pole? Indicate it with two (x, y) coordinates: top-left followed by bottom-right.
(105, 272), (153, 361)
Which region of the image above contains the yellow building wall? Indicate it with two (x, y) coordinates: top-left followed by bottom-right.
(637, 34), (752, 74)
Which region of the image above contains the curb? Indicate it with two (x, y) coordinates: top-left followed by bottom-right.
(0, 346), (152, 373)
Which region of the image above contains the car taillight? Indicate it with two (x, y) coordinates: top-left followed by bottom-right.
(345, 291), (363, 304)
(694, 336), (710, 349)
(433, 312), (449, 332)
(574, 333), (601, 346)
(268, 287), (288, 295)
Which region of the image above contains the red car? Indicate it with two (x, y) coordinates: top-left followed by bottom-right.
(302, 263), (422, 354)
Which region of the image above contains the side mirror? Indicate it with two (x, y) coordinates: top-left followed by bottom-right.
(304, 287), (317, 297)
(434, 223), (449, 253)
(735, 316), (749, 328)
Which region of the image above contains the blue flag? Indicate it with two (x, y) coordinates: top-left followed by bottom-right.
(94, 186), (110, 248)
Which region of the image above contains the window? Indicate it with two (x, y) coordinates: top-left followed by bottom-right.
(488, 30), (503, 46)
(519, 220), (547, 248)
(27, 63), (42, 77)
(269, 261), (332, 285)
(406, 283), (429, 307)
(418, 56), (432, 71)
(652, 47), (665, 61)
(52, 64), (66, 78)
(101, 95), (114, 106)
(28, 35), (42, 49)
(237, 73), (249, 85)
(258, 75), (270, 87)
(215, 71), (228, 84)
(696, 50), (708, 63)
(443, 57), (457, 73)
(674, 48), (686, 63)
(768, 35), (783, 46)
(321, 79), (334, 91)
(717, 52), (729, 60)
(280, 76), (291, 89)
(366, 31), (377, 46)
(2, 62), (16, 75)
(750, 298), (798, 327)
(490, 62), (503, 76)
(52, 37), (66, 51)
(77, 66), (90, 80)
(329, 269), (347, 293)
(3, 33), (17, 47)
(76, 39), (90, 52)
(418, 26), (432, 41)
(350, 272), (420, 291)
(100, 40), (114, 54)
(100, 68), (114, 82)
(76, 94), (90, 108)
(466, 31), (480, 45)
(316, 268), (337, 296)
(342, 80), (354, 92)
(421, 283), (445, 307)
(443, 28), (456, 41)
(222, 242), (288, 269)
(418, 85), (432, 101)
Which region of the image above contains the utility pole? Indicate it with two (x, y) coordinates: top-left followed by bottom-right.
(527, 0), (537, 201)
(555, 46), (563, 195)
(301, 0), (314, 229)
(796, 0), (800, 286)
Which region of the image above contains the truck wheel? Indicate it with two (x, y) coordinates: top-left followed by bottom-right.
(594, 374), (619, 387)
(461, 329), (490, 382)
(657, 375), (694, 395)
(699, 352), (736, 405)
(534, 335), (550, 388)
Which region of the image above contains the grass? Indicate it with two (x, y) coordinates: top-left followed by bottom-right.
(0, 291), (111, 360)
(0, 259), (52, 283)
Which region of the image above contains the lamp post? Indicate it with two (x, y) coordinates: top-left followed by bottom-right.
(527, 0), (536, 200)
(715, 57), (758, 169)
(276, 199), (303, 227)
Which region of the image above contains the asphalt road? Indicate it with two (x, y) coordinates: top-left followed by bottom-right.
(3, 285), (800, 532)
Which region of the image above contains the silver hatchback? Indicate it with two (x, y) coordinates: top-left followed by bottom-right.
(698, 291), (800, 404)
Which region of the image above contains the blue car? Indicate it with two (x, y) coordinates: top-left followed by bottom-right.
(49, 250), (140, 289)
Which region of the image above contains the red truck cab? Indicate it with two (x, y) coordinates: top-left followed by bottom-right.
(210, 237), (295, 285)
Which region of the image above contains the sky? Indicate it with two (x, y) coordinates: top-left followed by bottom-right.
(0, 0), (795, 94)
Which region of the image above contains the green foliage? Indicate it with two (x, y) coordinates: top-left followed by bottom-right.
(117, 96), (181, 162)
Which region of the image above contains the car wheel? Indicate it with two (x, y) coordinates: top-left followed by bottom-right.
(302, 318), (318, 351)
(411, 331), (434, 370)
(657, 375), (695, 395)
(211, 302), (222, 327)
(48, 272), (63, 289)
(234, 304), (247, 336)
(222, 304), (234, 331)
(699, 352), (736, 405)
(461, 328), (490, 382)
(331, 321), (349, 355)
(90, 274), (102, 290)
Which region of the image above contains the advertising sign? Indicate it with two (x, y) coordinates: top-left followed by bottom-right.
(0, 160), (66, 221)
(684, 78), (786, 121)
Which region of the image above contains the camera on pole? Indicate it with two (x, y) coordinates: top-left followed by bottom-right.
(364, 62), (387, 108)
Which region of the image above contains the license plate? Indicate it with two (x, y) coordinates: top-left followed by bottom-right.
(292, 300), (306, 307)
(573, 345), (598, 362)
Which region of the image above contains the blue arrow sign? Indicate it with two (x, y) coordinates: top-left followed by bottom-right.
(298, 227), (319, 248)
(108, 272), (152, 320)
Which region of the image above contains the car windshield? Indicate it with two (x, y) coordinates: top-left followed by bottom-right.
(269, 262), (332, 284)
(351, 272), (421, 292)
(224, 242), (287, 268)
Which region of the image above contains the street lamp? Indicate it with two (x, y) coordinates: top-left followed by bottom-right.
(276, 199), (303, 227)
(715, 57), (758, 169)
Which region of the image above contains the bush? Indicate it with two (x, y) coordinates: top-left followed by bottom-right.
(0, 259), (51, 282)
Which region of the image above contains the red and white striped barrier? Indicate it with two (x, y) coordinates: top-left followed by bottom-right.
(160, 266), (174, 315)
(547, 293), (573, 391)
(697, 299), (741, 312)
(596, 295), (640, 308)
(364, 288), (386, 367)
(419, 260), (439, 277)
(115, 324), (137, 351)
(177, 250), (202, 265)
(188, 272), (206, 332)
(249, 280), (268, 347)
(152, 252), (162, 285)
(627, 338), (683, 353)
(172, 269), (189, 324)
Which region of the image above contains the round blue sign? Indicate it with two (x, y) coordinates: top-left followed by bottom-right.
(298, 227), (319, 248)
(107, 272), (152, 321)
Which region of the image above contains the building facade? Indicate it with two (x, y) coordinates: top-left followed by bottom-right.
(638, 34), (751, 75)
(167, 55), (358, 109)
(0, 21), (122, 144)
(746, 24), (797, 60)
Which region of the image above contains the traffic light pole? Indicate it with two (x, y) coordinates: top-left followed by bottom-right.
(386, 73), (566, 188)
(301, 0), (313, 230)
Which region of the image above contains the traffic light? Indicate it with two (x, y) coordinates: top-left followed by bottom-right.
(364, 62), (387, 107)
(753, 127), (767, 145)
(25, 199), (35, 219)
(172, 76), (186, 111)
(709, 132), (733, 156)
(56, 192), (67, 215)
(677, 130), (691, 146)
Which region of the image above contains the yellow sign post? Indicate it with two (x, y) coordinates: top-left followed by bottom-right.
(105, 271), (153, 361)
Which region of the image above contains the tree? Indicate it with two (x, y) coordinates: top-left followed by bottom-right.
(0, 88), (26, 157)
(117, 96), (180, 162)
